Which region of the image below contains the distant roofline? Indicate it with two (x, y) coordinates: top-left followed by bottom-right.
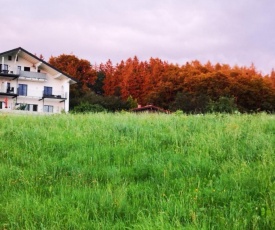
(0, 47), (78, 84)
(131, 104), (170, 113)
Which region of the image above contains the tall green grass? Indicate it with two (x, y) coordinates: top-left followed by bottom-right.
(0, 113), (274, 229)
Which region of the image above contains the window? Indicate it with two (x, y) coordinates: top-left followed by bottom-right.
(8, 56), (12, 61)
(18, 84), (28, 96)
(24, 67), (30, 71)
(44, 86), (52, 96)
(33, 104), (38, 111)
(27, 104), (38, 112)
(0, 101), (7, 109)
(44, 105), (53, 113)
(17, 103), (38, 111)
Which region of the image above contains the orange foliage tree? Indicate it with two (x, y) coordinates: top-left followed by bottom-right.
(49, 54), (97, 90)
(49, 53), (275, 113)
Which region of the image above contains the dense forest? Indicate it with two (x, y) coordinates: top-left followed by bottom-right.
(49, 54), (275, 113)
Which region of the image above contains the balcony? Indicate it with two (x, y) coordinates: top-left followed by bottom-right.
(19, 71), (46, 81)
(39, 91), (67, 102)
(0, 64), (9, 74)
(0, 87), (17, 98)
(0, 64), (46, 80)
(0, 68), (20, 80)
(43, 94), (64, 99)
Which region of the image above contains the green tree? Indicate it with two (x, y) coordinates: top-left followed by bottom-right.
(127, 96), (138, 109)
(207, 96), (238, 113)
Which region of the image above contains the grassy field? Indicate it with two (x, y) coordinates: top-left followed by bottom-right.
(0, 112), (274, 229)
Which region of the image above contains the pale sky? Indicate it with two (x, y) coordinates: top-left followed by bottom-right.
(1, 0), (274, 74)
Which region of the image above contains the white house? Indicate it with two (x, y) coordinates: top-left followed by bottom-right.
(0, 47), (77, 113)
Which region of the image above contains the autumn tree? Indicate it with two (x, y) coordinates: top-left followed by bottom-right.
(269, 69), (275, 89)
(49, 54), (96, 89)
(49, 54), (97, 109)
(119, 56), (145, 103)
(103, 60), (122, 97)
(50, 52), (275, 113)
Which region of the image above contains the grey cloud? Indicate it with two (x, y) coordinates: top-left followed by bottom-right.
(1, 0), (274, 73)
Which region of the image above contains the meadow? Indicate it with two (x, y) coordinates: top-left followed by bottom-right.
(0, 112), (274, 229)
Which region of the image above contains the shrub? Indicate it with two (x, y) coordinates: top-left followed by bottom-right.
(16, 103), (28, 110)
(71, 102), (106, 113)
(207, 96), (238, 113)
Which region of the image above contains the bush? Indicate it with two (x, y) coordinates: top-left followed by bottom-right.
(170, 92), (210, 114)
(16, 103), (28, 110)
(207, 96), (238, 113)
(70, 91), (131, 112)
(71, 102), (106, 113)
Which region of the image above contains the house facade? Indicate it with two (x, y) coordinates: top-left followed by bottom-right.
(0, 47), (76, 113)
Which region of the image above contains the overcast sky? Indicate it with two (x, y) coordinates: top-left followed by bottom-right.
(1, 0), (274, 74)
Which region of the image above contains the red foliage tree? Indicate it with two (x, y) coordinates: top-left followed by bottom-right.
(49, 54), (97, 90)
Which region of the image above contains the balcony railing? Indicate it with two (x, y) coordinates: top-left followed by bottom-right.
(0, 69), (20, 79)
(0, 86), (17, 97)
(43, 94), (64, 99)
(7, 87), (15, 93)
(0, 64), (9, 73)
(19, 71), (46, 80)
(41, 91), (67, 100)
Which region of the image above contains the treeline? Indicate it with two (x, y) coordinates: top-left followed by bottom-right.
(49, 55), (275, 113)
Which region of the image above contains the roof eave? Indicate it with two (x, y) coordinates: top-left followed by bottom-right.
(0, 47), (78, 83)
